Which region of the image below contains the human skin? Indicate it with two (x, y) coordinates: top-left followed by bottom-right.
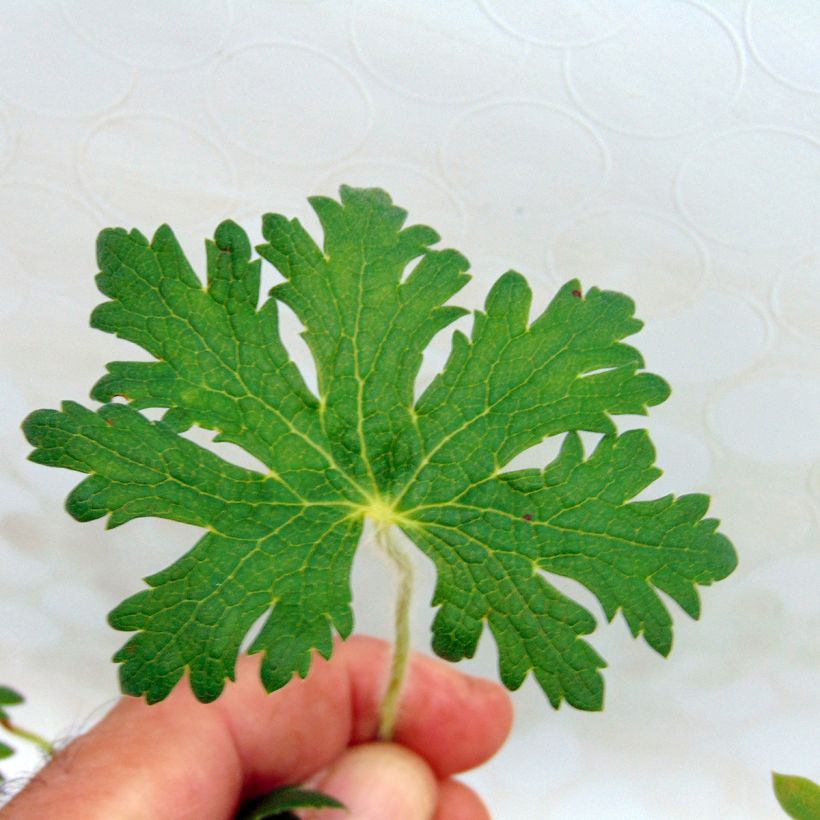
(1, 636), (513, 819)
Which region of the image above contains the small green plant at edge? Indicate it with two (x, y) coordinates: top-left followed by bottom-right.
(773, 772), (820, 820)
(0, 686), (53, 785)
(21, 186), (737, 806)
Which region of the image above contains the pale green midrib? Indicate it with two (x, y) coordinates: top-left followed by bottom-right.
(310, 243), (349, 471)
(127, 510), (349, 677)
(401, 456), (598, 518)
(217, 276), (329, 508)
(65, 424), (360, 531)
(124, 351), (315, 505)
(418, 511), (697, 575)
(312, 223), (418, 502)
(273, 516), (357, 590)
(402, 461), (706, 556)
(352, 270), (418, 483)
(424, 518), (675, 654)
(109, 246), (365, 502)
(254, 236), (385, 510)
(393, 326), (582, 507)
(394, 296), (634, 509)
(351, 229), (379, 492)
(419, 522), (600, 701)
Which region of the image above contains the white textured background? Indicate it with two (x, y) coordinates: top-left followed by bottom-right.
(1, 2), (819, 817)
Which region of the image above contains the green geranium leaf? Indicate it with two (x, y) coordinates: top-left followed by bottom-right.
(773, 772), (820, 820)
(237, 785), (345, 819)
(22, 186), (736, 708)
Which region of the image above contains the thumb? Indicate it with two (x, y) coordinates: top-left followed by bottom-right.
(306, 743), (437, 820)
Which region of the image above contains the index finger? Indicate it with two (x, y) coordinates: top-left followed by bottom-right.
(3, 636), (512, 819)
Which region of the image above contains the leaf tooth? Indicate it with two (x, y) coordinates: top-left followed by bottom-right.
(652, 567), (701, 619)
(482, 270), (532, 334)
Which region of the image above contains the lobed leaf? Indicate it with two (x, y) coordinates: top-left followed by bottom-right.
(23, 186), (736, 709)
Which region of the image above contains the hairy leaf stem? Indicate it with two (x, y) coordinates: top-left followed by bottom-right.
(375, 522), (414, 741)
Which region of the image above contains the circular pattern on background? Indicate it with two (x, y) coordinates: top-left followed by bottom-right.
(707, 374), (820, 463)
(0, 182), (101, 284)
(712, 487), (814, 565)
(0, 2), (817, 810)
(314, 161), (466, 243)
(79, 113), (236, 230)
(352, 0), (527, 103)
(0, 1), (132, 116)
(772, 253), (820, 342)
(61, 0), (232, 70)
(442, 103), (608, 216)
(549, 210), (707, 318)
(637, 292), (769, 383)
(566, 0), (742, 137)
(676, 128), (820, 250)
(480, 0), (643, 47)
(743, 554), (820, 620)
(745, 0), (820, 94)
(208, 43), (372, 165)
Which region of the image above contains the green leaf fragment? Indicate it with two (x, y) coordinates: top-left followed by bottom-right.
(0, 687), (23, 707)
(773, 772), (820, 820)
(237, 785), (345, 819)
(0, 687), (23, 775)
(22, 185), (736, 709)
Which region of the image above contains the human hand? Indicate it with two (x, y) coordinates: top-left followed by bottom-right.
(1, 636), (512, 819)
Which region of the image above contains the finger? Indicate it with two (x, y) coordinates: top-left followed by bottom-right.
(210, 635), (511, 786)
(304, 743), (437, 820)
(342, 636), (513, 777)
(433, 779), (491, 820)
(3, 636), (511, 819)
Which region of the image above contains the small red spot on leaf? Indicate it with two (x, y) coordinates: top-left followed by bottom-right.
(523, 513), (533, 521)
(571, 289), (582, 298)
(104, 418), (113, 427)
